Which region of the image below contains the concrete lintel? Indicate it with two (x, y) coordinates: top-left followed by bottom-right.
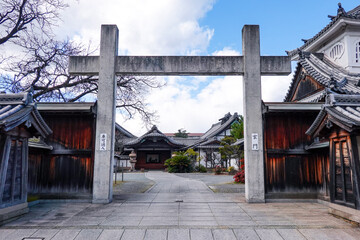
(69, 55), (291, 76)
(69, 56), (99, 75)
(115, 56), (243, 75)
(260, 56), (291, 75)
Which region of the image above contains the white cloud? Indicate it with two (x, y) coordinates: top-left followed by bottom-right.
(117, 75), (244, 136)
(54, 1), (293, 136)
(212, 47), (241, 56)
(261, 73), (294, 102)
(58, 0), (215, 55)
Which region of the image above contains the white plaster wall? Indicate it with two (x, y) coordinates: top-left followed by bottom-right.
(319, 30), (360, 73)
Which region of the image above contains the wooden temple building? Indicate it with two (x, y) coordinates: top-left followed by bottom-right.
(0, 92), (52, 222)
(28, 102), (135, 198)
(124, 125), (185, 170)
(2, 3), (360, 225)
(263, 3), (360, 209)
(123, 113), (241, 170)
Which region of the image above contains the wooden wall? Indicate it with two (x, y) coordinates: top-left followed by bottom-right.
(0, 132), (28, 208)
(291, 76), (324, 102)
(28, 113), (95, 196)
(264, 112), (329, 198)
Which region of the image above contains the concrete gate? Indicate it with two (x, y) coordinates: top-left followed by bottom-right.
(69, 24), (291, 204)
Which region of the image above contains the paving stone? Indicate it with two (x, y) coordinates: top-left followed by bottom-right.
(179, 220), (218, 226)
(140, 220), (178, 226)
(51, 229), (81, 240)
(97, 229), (124, 240)
(190, 229), (214, 240)
(0, 229), (15, 239)
(168, 229), (190, 240)
(3, 229), (38, 240)
(74, 229), (102, 240)
(121, 229), (145, 240)
(233, 229), (260, 240)
(30, 229), (60, 239)
(144, 229), (167, 240)
(2, 172), (360, 240)
(276, 229), (306, 240)
(255, 229), (284, 240)
(320, 229), (360, 240)
(212, 229), (236, 240)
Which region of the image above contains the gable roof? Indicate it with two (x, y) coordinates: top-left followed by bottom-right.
(287, 4), (360, 58)
(284, 52), (360, 102)
(124, 125), (185, 148)
(201, 112), (239, 140)
(115, 123), (136, 138)
(186, 112), (240, 149)
(0, 92), (52, 137)
(306, 93), (360, 136)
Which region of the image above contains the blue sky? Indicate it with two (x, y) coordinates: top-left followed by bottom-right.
(202, 1), (359, 55)
(54, 1), (360, 135)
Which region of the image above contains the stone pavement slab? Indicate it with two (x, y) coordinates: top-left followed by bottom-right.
(1, 172), (360, 240)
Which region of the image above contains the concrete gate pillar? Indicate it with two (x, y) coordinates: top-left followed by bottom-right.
(92, 25), (119, 203)
(69, 24), (290, 204)
(242, 25), (265, 203)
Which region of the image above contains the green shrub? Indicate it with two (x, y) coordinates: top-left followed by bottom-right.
(195, 164), (207, 173)
(164, 154), (191, 173)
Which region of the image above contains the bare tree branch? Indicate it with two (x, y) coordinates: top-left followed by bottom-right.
(0, 0), (163, 126)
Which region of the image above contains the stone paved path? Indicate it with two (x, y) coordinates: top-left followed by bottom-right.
(1, 171), (360, 239)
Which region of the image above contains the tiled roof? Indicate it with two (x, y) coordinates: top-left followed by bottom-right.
(186, 113), (240, 150)
(232, 138), (244, 147)
(0, 92), (52, 137)
(306, 93), (360, 136)
(287, 4), (360, 58)
(201, 112), (239, 140)
(170, 137), (199, 146)
(284, 52), (360, 102)
(115, 122), (136, 138)
(124, 125), (185, 148)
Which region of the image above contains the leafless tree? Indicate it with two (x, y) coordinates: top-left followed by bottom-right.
(0, 0), (163, 125)
(0, 0), (67, 45)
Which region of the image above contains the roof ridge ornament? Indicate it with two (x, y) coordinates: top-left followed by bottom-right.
(328, 3), (347, 20)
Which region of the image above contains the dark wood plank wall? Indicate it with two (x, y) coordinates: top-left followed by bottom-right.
(0, 134), (28, 208)
(28, 113), (95, 195)
(264, 112), (329, 197)
(291, 76), (324, 102)
(329, 129), (360, 209)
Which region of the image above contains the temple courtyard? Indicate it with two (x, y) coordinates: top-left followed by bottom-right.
(1, 172), (360, 240)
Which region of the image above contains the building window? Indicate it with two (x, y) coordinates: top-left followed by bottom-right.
(146, 154), (160, 163)
(356, 42), (360, 63)
(329, 43), (344, 60)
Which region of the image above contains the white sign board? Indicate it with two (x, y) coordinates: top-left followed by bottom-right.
(100, 133), (107, 151)
(252, 133), (259, 151)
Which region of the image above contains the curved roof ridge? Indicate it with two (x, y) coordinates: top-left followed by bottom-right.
(125, 125), (185, 147)
(284, 52), (360, 102)
(287, 4), (360, 57)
